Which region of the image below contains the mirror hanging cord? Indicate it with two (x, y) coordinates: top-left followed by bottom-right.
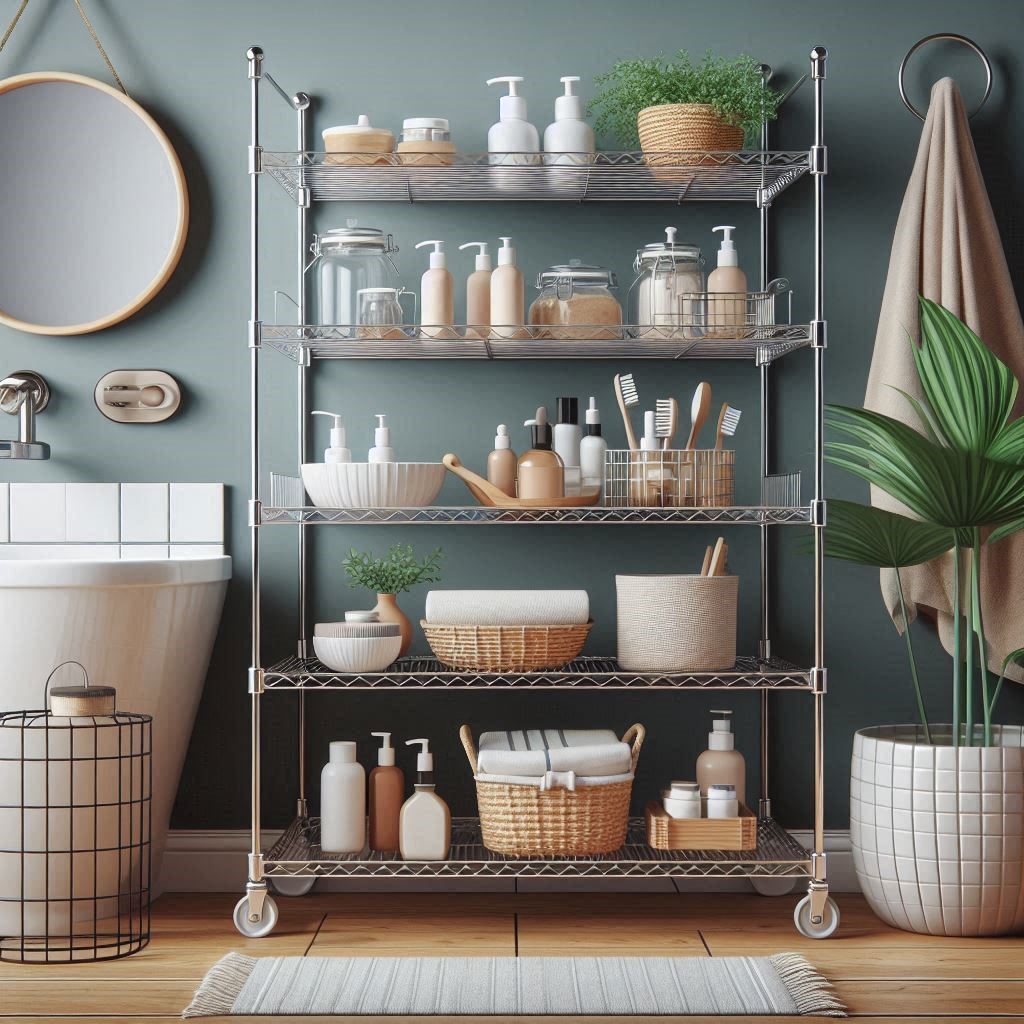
(0, 0), (128, 95)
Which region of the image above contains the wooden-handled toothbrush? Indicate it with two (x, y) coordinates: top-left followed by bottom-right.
(685, 382), (712, 449)
(613, 372), (639, 450)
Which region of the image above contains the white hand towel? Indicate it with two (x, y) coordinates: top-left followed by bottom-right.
(476, 728), (631, 778)
(424, 590), (590, 626)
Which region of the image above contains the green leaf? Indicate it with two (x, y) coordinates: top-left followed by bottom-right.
(822, 500), (953, 568)
(987, 416), (1024, 465)
(886, 384), (942, 444)
(988, 517), (1024, 545)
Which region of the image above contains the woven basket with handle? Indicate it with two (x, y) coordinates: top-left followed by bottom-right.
(461, 723), (645, 856)
(637, 103), (745, 165)
(421, 621), (591, 672)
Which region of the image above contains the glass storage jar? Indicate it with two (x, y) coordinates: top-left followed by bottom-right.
(627, 228), (705, 339)
(397, 117), (456, 166)
(528, 260), (622, 340)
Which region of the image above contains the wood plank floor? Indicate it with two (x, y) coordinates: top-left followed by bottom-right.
(1, 891), (1022, 1020)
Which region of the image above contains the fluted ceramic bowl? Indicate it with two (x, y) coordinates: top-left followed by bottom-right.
(313, 634), (403, 673)
(300, 462), (445, 508)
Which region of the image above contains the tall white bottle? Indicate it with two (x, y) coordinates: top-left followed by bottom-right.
(486, 77), (540, 165)
(553, 396), (582, 497)
(490, 236), (526, 339)
(320, 741), (366, 853)
(543, 76), (596, 164)
(415, 240), (455, 339)
(399, 738), (451, 861)
(579, 396), (607, 494)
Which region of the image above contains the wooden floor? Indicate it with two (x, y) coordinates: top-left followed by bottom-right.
(2, 891), (1023, 1021)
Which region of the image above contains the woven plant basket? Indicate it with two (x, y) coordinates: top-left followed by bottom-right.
(421, 621), (592, 672)
(637, 103), (744, 166)
(461, 723), (645, 856)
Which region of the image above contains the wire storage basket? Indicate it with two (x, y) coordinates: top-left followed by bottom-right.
(604, 449), (735, 508)
(0, 668), (152, 963)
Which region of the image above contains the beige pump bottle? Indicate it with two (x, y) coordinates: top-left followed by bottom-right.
(517, 406), (564, 500)
(490, 236), (526, 338)
(487, 424), (518, 496)
(399, 738), (451, 861)
(459, 241), (492, 338)
(707, 226), (747, 337)
(368, 731), (404, 853)
(415, 240), (455, 339)
(696, 709), (745, 803)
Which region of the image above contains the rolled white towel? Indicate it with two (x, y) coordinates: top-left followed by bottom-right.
(476, 728), (631, 777)
(424, 590), (590, 626)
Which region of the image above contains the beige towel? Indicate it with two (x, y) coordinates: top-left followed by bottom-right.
(864, 78), (1024, 682)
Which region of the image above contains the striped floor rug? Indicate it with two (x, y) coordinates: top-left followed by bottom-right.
(184, 953), (845, 1017)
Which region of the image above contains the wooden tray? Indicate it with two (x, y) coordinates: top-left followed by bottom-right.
(444, 453), (601, 508)
(645, 800), (758, 851)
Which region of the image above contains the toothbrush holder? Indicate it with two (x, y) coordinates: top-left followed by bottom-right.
(604, 449), (735, 508)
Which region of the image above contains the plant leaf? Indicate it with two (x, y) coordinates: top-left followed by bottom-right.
(823, 499), (953, 567)
(886, 384), (943, 445)
(987, 416), (1024, 465)
(988, 517), (1024, 545)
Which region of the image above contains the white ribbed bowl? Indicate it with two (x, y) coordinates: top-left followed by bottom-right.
(300, 462), (445, 508)
(313, 634), (403, 673)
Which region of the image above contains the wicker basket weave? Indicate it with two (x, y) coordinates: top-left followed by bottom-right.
(637, 103), (745, 165)
(421, 621), (592, 672)
(461, 723), (645, 856)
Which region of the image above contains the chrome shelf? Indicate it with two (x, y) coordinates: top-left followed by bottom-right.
(263, 816), (811, 880)
(263, 654), (811, 691)
(260, 150), (811, 205)
(261, 505), (811, 526)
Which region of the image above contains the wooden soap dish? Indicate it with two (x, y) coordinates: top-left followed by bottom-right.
(443, 453), (601, 508)
(645, 800), (758, 851)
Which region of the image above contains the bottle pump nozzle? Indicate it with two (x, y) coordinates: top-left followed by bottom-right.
(374, 414), (390, 447)
(312, 410), (346, 447)
(494, 423), (511, 449)
(524, 406), (553, 450)
(415, 239), (447, 268)
(371, 731), (395, 767)
(487, 76), (528, 120)
(708, 709), (735, 750)
(406, 737), (434, 778)
(712, 226), (738, 267)
(555, 76), (585, 120)
(458, 241), (492, 271)
(497, 236), (515, 266)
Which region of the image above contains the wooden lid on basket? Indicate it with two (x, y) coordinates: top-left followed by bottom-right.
(49, 686), (116, 717)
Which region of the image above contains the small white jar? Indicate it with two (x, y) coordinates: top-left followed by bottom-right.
(706, 783), (739, 819)
(662, 780), (701, 819)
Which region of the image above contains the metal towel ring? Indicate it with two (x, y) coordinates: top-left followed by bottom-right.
(898, 33), (992, 121)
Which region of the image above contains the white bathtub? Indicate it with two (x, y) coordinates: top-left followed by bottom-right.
(0, 554), (230, 905)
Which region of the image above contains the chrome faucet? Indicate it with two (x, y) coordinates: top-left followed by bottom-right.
(0, 371), (50, 460)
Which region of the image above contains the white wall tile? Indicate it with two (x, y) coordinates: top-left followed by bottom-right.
(66, 483), (120, 542)
(9, 483), (66, 542)
(170, 484), (224, 543)
(0, 482), (8, 542)
(120, 544), (169, 560)
(170, 544), (224, 559)
(121, 484), (169, 542)
(0, 544), (119, 560)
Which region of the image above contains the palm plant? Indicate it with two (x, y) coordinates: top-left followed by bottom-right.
(825, 297), (1024, 746)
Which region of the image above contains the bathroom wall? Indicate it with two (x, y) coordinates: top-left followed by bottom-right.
(1, 0), (1022, 833)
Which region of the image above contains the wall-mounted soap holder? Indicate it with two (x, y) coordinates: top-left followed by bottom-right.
(94, 370), (181, 424)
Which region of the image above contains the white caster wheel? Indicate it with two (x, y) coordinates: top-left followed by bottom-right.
(269, 875), (316, 897)
(793, 894), (840, 938)
(233, 893), (279, 937)
(751, 876), (797, 897)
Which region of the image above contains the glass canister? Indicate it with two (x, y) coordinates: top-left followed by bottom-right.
(396, 117), (456, 166)
(627, 227), (705, 339)
(528, 260), (622, 340)
(313, 220), (411, 332)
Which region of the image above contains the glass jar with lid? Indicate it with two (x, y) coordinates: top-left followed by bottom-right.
(627, 227), (705, 339)
(528, 260), (623, 340)
(397, 117), (456, 166)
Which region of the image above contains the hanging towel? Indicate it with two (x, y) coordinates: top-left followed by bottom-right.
(864, 77), (1024, 681)
(476, 729), (631, 778)
(424, 590), (590, 626)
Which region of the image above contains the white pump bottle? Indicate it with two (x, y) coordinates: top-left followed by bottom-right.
(486, 76), (540, 165)
(579, 396), (607, 493)
(399, 738), (451, 861)
(312, 410), (351, 464)
(458, 241), (492, 338)
(415, 240), (455, 339)
(368, 414), (395, 463)
(543, 76), (595, 165)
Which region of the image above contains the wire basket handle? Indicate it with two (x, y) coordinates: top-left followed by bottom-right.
(43, 660), (90, 704)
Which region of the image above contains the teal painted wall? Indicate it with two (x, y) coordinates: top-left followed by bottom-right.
(1, 0), (1022, 831)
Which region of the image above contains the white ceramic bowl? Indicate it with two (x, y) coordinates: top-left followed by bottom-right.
(313, 634), (403, 673)
(301, 462), (445, 509)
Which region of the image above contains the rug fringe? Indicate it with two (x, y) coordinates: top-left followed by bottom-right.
(182, 952), (257, 1018)
(770, 952), (847, 1017)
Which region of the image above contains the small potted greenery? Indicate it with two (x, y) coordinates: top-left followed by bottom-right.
(590, 50), (780, 163)
(342, 545), (442, 657)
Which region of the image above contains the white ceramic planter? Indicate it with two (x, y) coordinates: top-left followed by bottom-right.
(851, 725), (1024, 936)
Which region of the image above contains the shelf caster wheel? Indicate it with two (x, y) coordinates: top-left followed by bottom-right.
(751, 876), (797, 897)
(233, 893), (279, 938)
(793, 894), (839, 938)
(269, 875), (316, 898)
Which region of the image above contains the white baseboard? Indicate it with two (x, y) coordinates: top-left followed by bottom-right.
(161, 828), (859, 895)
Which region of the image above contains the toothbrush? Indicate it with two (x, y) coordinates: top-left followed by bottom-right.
(685, 381), (712, 449)
(655, 397), (678, 450)
(715, 403), (742, 450)
(613, 372), (639, 450)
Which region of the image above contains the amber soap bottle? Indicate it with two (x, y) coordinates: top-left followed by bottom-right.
(368, 731), (405, 853)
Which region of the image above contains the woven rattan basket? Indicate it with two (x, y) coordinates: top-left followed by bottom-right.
(461, 723), (645, 856)
(421, 621), (592, 672)
(637, 103), (744, 166)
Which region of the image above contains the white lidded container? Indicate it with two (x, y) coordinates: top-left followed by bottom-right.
(320, 741), (366, 854)
(627, 227), (705, 339)
(322, 114), (395, 165)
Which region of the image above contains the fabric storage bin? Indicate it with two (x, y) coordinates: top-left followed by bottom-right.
(616, 574), (737, 672)
(460, 724), (644, 856)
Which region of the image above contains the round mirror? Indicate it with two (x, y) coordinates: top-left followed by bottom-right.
(0, 72), (188, 335)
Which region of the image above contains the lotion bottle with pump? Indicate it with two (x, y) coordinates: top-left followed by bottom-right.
(707, 226), (747, 336)
(486, 77), (540, 165)
(399, 738), (451, 861)
(696, 709), (746, 803)
(517, 407), (564, 500)
(368, 414), (395, 463)
(458, 241), (492, 338)
(487, 424), (517, 496)
(312, 410), (351, 464)
(579, 396), (607, 494)
(543, 76), (595, 165)
(415, 240), (455, 339)
(368, 731), (404, 853)
(490, 237), (525, 338)
(553, 396), (582, 497)
(320, 741), (366, 854)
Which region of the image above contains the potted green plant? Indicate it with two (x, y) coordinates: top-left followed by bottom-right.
(590, 50), (780, 163)
(824, 296), (1024, 936)
(342, 545), (442, 658)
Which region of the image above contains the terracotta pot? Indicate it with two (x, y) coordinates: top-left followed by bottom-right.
(851, 725), (1024, 936)
(637, 103), (744, 166)
(373, 593), (412, 658)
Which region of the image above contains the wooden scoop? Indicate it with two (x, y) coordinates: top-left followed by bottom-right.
(443, 454), (601, 508)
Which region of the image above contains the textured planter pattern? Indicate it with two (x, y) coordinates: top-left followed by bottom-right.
(851, 725), (1024, 936)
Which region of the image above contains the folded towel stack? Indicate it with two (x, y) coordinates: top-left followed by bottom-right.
(476, 728), (631, 778)
(424, 590), (590, 626)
